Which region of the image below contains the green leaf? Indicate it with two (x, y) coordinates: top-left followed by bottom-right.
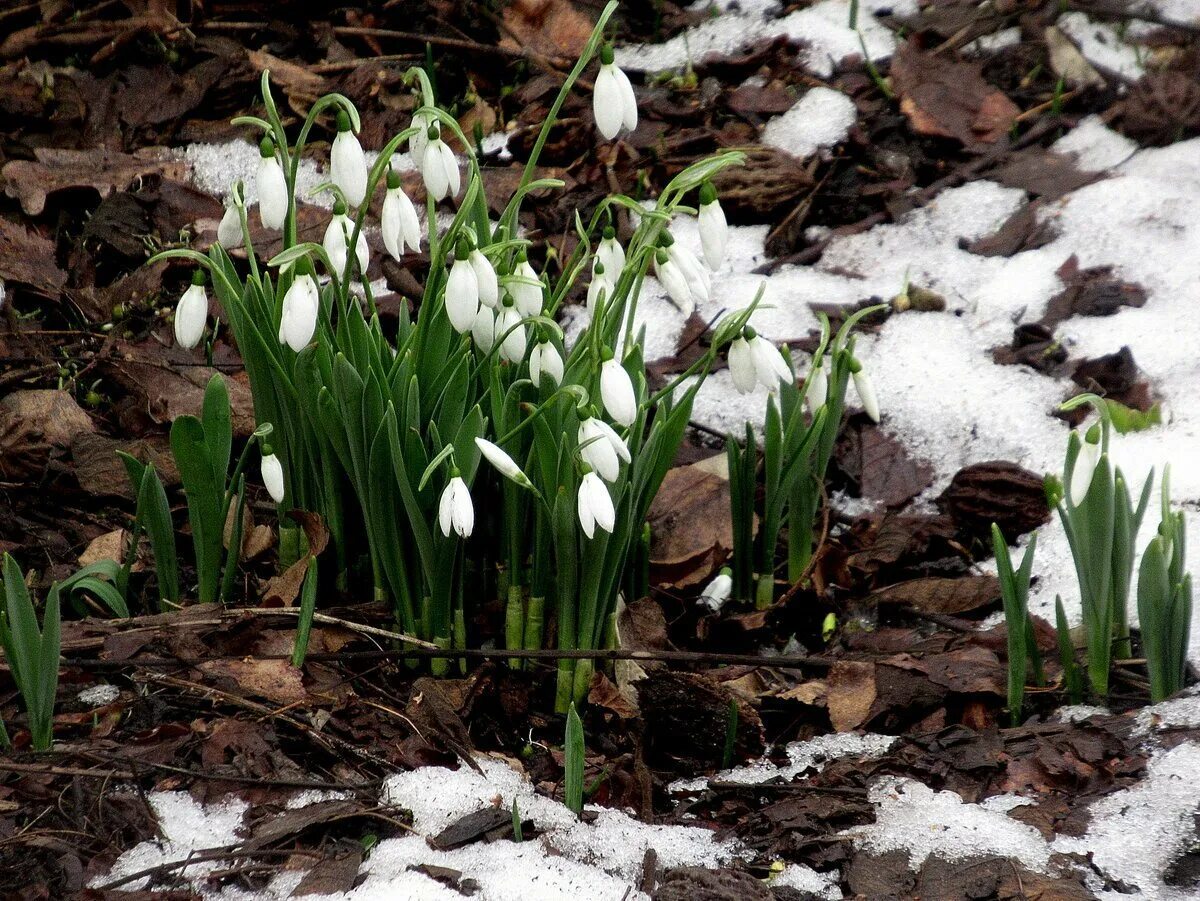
(202, 374), (233, 488)
(171, 416), (224, 604)
(291, 556), (319, 667)
(1105, 399), (1161, 434)
(564, 703), (584, 815)
(133, 460), (179, 607)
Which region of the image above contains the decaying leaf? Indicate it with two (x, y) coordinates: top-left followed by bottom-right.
(648, 457), (734, 590)
(827, 661), (877, 732)
(1, 147), (187, 216)
(873, 575), (1000, 616)
(0, 217), (67, 297)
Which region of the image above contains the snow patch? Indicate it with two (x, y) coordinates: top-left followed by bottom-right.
(1056, 12), (1147, 82)
(762, 87), (858, 159)
(772, 862), (843, 899)
(77, 683), (119, 706)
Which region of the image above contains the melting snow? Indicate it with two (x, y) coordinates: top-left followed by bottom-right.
(762, 86), (858, 159)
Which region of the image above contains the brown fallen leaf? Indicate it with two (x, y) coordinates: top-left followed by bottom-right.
(1, 390), (97, 481)
(827, 661), (877, 732)
(936, 461), (1049, 542)
(648, 457), (734, 590)
(873, 575), (1000, 616)
(79, 529), (135, 570)
(500, 0), (593, 60)
(198, 658), (307, 707)
(0, 217), (67, 298)
(1, 147), (187, 217)
(890, 41), (1021, 150)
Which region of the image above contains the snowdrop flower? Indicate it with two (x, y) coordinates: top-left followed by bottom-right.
(256, 139), (289, 230)
(577, 469), (616, 538)
(278, 274), (319, 352)
(509, 253), (543, 317)
(699, 567), (733, 612)
(421, 126), (460, 201)
(260, 450), (285, 504)
(496, 297), (527, 363)
(663, 232), (710, 303)
(409, 109), (436, 168)
(595, 226), (625, 279)
(382, 170), (422, 260)
(593, 46), (637, 140)
(174, 271), (208, 349)
(322, 200), (368, 276)
(727, 335), (757, 395)
(0, 277), (6, 311)
(697, 182), (728, 270)
(438, 474), (474, 538)
(330, 110), (368, 208)
(475, 437), (533, 488)
(217, 199), (242, 248)
(529, 340), (564, 388)
(730, 328), (790, 393)
(849, 358), (879, 423)
(586, 263), (614, 312)
(1069, 426), (1102, 506)
(654, 250), (693, 315)
(806, 357), (828, 412)
(600, 356), (637, 426)
(471, 305), (497, 352)
(470, 248), (499, 309)
(578, 415), (630, 483)
(445, 245), (480, 334)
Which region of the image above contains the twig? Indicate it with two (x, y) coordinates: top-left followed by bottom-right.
(96, 847), (319, 891)
(232, 607), (437, 648)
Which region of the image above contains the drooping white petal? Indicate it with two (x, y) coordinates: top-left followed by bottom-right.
(852, 368), (880, 423)
(670, 242), (710, 302)
(655, 256), (693, 314)
(497, 306), (527, 363)
(409, 112), (434, 168)
(591, 417), (630, 463)
(509, 260), (543, 317)
(577, 471), (615, 538)
(217, 203), (241, 248)
(280, 275), (319, 352)
(1069, 434), (1101, 506)
(529, 342), (564, 388)
(257, 155), (289, 230)
(593, 64), (625, 140)
(173, 284), (207, 350)
(470, 250), (499, 309)
(331, 129), (368, 208)
(422, 140), (449, 201)
(728, 337), (757, 395)
(322, 214), (351, 276)
(750, 336), (791, 390)
(579, 418), (620, 482)
(586, 274), (613, 312)
(699, 569), (733, 611)
(475, 438), (526, 483)
(600, 358), (637, 427)
(382, 186), (421, 260)
(596, 236), (625, 279)
(471, 305), (496, 352)
(445, 258), (480, 334)
(612, 63), (638, 132)
(438, 477), (474, 538)
(698, 199), (728, 270)
(260, 453), (286, 504)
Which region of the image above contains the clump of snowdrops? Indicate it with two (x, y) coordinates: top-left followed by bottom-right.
(154, 1), (759, 708)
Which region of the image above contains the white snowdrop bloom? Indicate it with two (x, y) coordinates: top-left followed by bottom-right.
(727, 337), (757, 395)
(577, 470), (616, 539)
(1069, 429), (1102, 506)
(475, 437), (531, 486)
(217, 201), (241, 248)
(600, 357), (637, 427)
(330, 110), (368, 208)
(421, 128), (460, 201)
(322, 202), (368, 276)
(496, 300), (527, 363)
(850, 361), (879, 423)
(260, 452), (285, 504)
(256, 139), (289, 231)
(668, 238), (710, 303)
(592, 46), (638, 140)
(279, 274), (319, 352)
(654, 250), (693, 315)
(806, 357), (828, 412)
(699, 567), (733, 612)
(586, 264), (615, 312)
(595, 226), (625, 279)
(446, 251), (480, 334)
(529, 341), (564, 388)
(438, 476), (474, 538)
(509, 255), (543, 317)
(697, 182), (728, 270)
(748, 333), (792, 391)
(469, 249), (499, 309)
(578, 416), (629, 483)
(174, 273), (208, 350)
(0, 277), (6, 311)
(409, 109), (436, 168)
(471, 305), (497, 352)
(381, 170), (422, 259)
